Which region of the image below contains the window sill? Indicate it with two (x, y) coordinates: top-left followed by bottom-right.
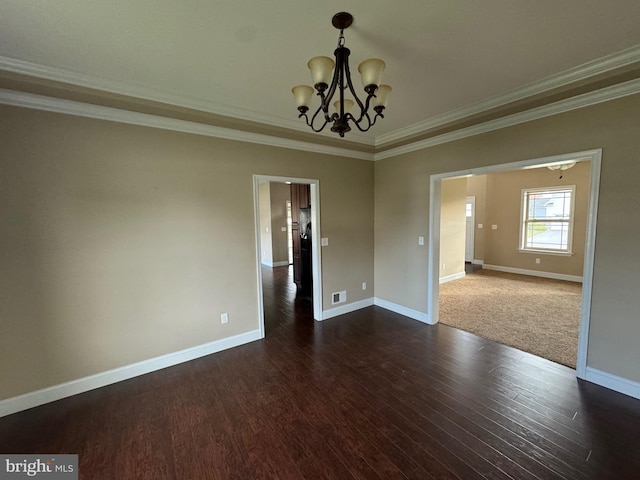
(518, 249), (574, 257)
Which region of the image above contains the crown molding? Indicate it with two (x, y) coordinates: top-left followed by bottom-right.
(0, 55), (376, 147)
(3, 56), (639, 163)
(0, 89), (375, 161)
(374, 78), (640, 161)
(3, 76), (638, 163)
(2, 45), (639, 154)
(376, 44), (640, 147)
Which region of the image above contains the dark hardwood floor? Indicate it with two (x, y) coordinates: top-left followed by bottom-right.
(1, 265), (639, 479)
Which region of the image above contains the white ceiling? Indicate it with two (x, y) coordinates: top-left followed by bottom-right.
(2, 0), (640, 145)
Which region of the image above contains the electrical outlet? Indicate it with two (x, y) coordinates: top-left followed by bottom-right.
(221, 312), (229, 324)
(535, 258), (541, 264)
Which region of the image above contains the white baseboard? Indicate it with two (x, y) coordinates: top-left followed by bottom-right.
(440, 271), (465, 284)
(374, 298), (432, 324)
(585, 367), (640, 400)
(321, 296), (434, 326)
(483, 264), (583, 283)
(472, 259), (484, 265)
(321, 298), (374, 320)
(262, 260), (289, 267)
(0, 329), (262, 418)
(262, 260), (290, 268)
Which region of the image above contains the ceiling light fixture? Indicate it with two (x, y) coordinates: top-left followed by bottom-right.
(547, 161), (576, 171)
(291, 12), (391, 137)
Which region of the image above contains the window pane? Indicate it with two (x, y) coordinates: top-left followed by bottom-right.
(527, 190), (572, 220)
(525, 221), (569, 250)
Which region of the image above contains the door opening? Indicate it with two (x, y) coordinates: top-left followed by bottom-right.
(253, 175), (323, 338)
(465, 196), (475, 263)
(428, 149), (602, 380)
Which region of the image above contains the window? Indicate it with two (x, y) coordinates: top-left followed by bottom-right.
(520, 186), (575, 254)
(465, 202), (473, 218)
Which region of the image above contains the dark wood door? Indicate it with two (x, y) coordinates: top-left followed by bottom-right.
(290, 183), (311, 297)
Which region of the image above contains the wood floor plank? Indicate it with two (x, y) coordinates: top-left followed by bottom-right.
(1, 265), (639, 479)
(376, 336), (597, 468)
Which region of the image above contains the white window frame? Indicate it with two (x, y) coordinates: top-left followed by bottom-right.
(519, 185), (576, 255)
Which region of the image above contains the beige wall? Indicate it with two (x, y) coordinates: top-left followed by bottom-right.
(482, 163), (590, 276)
(257, 181), (290, 266)
(375, 93), (640, 383)
(440, 177), (467, 279)
(466, 175), (487, 261)
(0, 105), (374, 400)
(258, 181), (274, 265)
(269, 182), (290, 265)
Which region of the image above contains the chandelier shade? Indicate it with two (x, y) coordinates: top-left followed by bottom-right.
(357, 59), (386, 90)
(334, 99), (354, 114)
(292, 85), (314, 109)
(308, 56), (335, 88)
(372, 85), (392, 108)
(292, 12), (391, 137)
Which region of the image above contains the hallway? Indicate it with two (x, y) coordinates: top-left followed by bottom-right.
(262, 265), (313, 334)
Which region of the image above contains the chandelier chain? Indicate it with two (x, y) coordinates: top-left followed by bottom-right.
(338, 30), (345, 48)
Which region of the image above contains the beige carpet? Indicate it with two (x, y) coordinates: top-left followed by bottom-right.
(439, 269), (582, 368)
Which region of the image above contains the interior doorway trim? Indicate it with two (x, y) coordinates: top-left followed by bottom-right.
(253, 175), (323, 337)
(427, 149), (602, 380)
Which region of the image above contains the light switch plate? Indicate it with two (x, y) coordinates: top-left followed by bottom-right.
(321, 237), (329, 246)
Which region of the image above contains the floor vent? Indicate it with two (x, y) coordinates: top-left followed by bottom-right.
(332, 290), (347, 305)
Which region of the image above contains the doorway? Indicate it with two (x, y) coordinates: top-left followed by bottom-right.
(253, 175), (323, 338)
(428, 149), (602, 379)
(465, 196), (475, 263)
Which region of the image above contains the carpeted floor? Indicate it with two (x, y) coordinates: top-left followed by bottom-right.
(439, 269), (582, 368)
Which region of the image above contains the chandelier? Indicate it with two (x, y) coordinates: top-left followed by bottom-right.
(291, 12), (391, 137)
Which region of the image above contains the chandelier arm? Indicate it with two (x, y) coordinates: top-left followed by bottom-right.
(345, 112), (372, 132)
(348, 109), (385, 132)
(367, 111), (384, 127)
(315, 90), (332, 124)
(307, 105), (331, 132)
(350, 92), (378, 126)
(342, 55), (368, 117)
(343, 56), (381, 128)
(321, 50), (343, 116)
